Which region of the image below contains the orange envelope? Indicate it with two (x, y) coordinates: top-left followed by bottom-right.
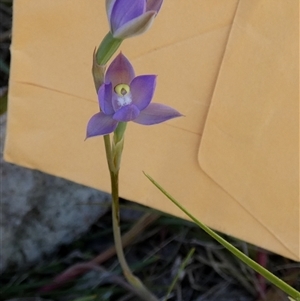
(4, 0), (299, 260)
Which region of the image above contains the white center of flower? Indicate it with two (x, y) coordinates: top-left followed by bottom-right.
(117, 94), (132, 106)
(115, 84), (132, 107)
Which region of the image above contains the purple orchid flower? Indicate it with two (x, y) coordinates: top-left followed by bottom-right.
(106, 0), (164, 39)
(86, 53), (182, 138)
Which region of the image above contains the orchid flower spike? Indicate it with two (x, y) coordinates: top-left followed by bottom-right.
(86, 53), (182, 138)
(106, 0), (164, 39)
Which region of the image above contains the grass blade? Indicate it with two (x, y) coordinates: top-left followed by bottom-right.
(144, 172), (300, 301)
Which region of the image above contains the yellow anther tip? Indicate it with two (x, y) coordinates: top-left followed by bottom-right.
(115, 84), (130, 96)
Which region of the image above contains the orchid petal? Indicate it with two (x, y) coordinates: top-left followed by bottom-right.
(110, 0), (145, 33)
(131, 75), (156, 110)
(86, 112), (118, 138)
(133, 103), (182, 125)
(106, 0), (117, 22)
(146, 0), (163, 13)
(105, 53), (135, 87)
(98, 83), (114, 115)
(113, 11), (156, 39)
(113, 105), (140, 122)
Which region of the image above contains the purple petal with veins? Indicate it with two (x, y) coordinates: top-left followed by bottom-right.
(112, 11), (156, 39)
(106, 0), (117, 21)
(131, 75), (156, 110)
(133, 103), (182, 125)
(98, 83), (114, 115)
(106, 0), (163, 39)
(105, 53), (135, 87)
(86, 112), (118, 138)
(113, 104), (140, 122)
(110, 0), (145, 33)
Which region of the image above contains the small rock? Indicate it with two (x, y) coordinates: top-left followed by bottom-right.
(0, 113), (110, 272)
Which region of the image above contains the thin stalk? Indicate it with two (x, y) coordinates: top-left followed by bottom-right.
(144, 173), (300, 301)
(103, 135), (115, 173)
(96, 32), (122, 65)
(102, 136), (159, 301)
(110, 170), (159, 301)
(163, 248), (195, 301)
(110, 171), (129, 272)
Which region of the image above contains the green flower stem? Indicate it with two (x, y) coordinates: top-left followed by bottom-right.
(103, 135), (115, 173)
(110, 170), (159, 301)
(102, 135), (159, 300)
(96, 32), (122, 65)
(144, 173), (300, 301)
(114, 122), (127, 144)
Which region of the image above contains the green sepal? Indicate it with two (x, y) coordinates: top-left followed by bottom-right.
(92, 48), (106, 91)
(114, 122), (127, 144)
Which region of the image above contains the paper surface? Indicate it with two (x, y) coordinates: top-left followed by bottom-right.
(4, 0), (299, 260)
(199, 0), (299, 260)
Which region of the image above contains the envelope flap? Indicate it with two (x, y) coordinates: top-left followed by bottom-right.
(198, 0), (299, 259)
(5, 0), (299, 261)
(10, 0), (238, 109)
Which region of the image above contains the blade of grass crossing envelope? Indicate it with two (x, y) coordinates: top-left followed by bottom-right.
(143, 173), (300, 301)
